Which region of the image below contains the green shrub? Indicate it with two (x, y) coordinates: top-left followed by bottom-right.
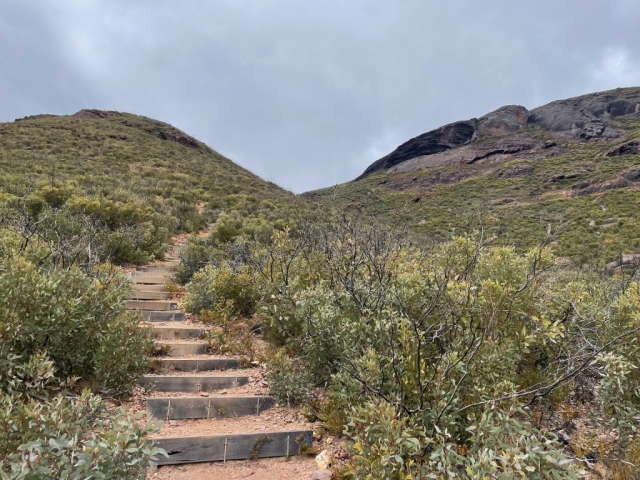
(0, 256), (153, 395)
(0, 354), (164, 479)
(266, 348), (312, 406)
(181, 263), (257, 318)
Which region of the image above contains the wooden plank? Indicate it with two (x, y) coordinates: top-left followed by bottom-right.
(153, 327), (204, 340)
(131, 275), (170, 285)
(132, 284), (166, 292)
(130, 291), (172, 300)
(159, 358), (239, 371)
(152, 430), (313, 465)
(155, 342), (206, 356)
(138, 375), (248, 392)
(143, 311), (187, 322)
(127, 300), (177, 311)
(146, 396), (275, 419)
(137, 266), (175, 273)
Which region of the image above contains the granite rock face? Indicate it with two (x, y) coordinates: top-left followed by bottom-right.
(358, 87), (640, 179)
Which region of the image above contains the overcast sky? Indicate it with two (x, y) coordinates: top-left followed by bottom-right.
(2, 1), (640, 192)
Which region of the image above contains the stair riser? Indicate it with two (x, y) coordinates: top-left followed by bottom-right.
(158, 358), (240, 371)
(147, 397), (275, 420)
(152, 431), (313, 465)
(130, 292), (172, 300)
(156, 343), (206, 356)
(138, 376), (248, 393)
(143, 311), (187, 322)
(153, 328), (204, 340)
(131, 276), (171, 285)
(132, 284), (166, 292)
(127, 300), (177, 311)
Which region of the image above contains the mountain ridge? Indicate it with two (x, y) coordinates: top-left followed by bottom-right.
(357, 86), (640, 179)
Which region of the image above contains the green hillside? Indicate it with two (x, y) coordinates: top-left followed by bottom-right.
(307, 113), (640, 267)
(0, 110), (308, 264)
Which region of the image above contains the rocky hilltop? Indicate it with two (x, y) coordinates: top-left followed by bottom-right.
(358, 87), (640, 179)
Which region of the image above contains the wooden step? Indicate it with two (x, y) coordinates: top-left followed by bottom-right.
(132, 284), (166, 292)
(158, 357), (240, 372)
(137, 266), (175, 273)
(131, 275), (170, 285)
(156, 342), (206, 356)
(127, 300), (177, 311)
(146, 396), (275, 420)
(131, 269), (173, 282)
(138, 375), (249, 392)
(130, 291), (172, 300)
(153, 327), (204, 340)
(143, 311), (187, 322)
(152, 430), (313, 465)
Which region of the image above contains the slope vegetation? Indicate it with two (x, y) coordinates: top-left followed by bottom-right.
(0, 110), (306, 263)
(307, 87), (640, 266)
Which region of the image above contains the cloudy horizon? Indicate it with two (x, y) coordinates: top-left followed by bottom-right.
(2, 1), (640, 192)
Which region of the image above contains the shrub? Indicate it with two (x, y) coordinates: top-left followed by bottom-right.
(0, 354), (164, 479)
(181, 263), (257, 318)
(0, 256), (153, 395)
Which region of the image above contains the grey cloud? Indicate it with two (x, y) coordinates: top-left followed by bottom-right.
(1, 0), (640, 192)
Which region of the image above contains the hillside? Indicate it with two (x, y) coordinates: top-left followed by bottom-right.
(307, 87), (640, 266)
(0, 110), (308, 263)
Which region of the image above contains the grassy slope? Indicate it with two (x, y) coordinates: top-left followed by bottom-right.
(0, 111), (305, 229)
(307, 117), (640, 266)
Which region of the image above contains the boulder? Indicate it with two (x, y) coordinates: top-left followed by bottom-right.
(476, 105), (529, 137)
(315, 450), (333, 470)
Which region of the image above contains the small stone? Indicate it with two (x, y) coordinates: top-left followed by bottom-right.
(199, 392), (209, 397)
(326, 436), (334, 445)
(311, 470), (333, 480)
(315, 450), (332, 470)
(168, 420), (180, 427)
(219, 390), (228, 395)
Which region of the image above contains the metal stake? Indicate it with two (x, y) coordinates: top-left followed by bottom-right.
(166, 399), (171, 421)
(206, 400), (211, 419)
(286, 435), (290, 458)
(223, 438), (228, 466)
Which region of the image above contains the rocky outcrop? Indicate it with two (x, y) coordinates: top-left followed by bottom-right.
(357, 120), (476, 179)
(358, 87), (640, 179)
(607, 139), (639, 157)
(72, 109), (200, 149)
(528, 87), (640, 139)
(477, 105), (529, 136)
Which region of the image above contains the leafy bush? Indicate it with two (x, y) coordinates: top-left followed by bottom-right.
(0, 256), (153, 395)
(181, 263), (258, 318)
(248, 216), (640, 476)
(0, 354), (163, 479)
(266, 348), (312, 406)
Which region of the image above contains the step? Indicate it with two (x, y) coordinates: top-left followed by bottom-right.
(130, 291), (172, 300)
(147, 396), (275, 420)
(152, 430), (313, 465)
(137, 266), (175, 273)
(153, 327), (204, 340)
(138, 375), (249, 392)
(132, 284), (166, 292)
(143, 311), (187, 322)
(131, 275), (170, 285)
(127, 300), (177, 311)
(156, 342), (206, 356)
(158, 357), (240, 372)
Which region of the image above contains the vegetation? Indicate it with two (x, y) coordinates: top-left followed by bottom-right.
(4, 108), (640, 477)
(182, 214), (640, 478)
(0, 252), (162, 478)
(0, 111), (309, 265)
(307, 118), (640, 266)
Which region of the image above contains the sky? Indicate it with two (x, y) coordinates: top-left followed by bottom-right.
(2, 1), (640, 193)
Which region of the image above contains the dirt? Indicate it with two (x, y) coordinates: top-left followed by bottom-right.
(149, 456), (318, 480)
